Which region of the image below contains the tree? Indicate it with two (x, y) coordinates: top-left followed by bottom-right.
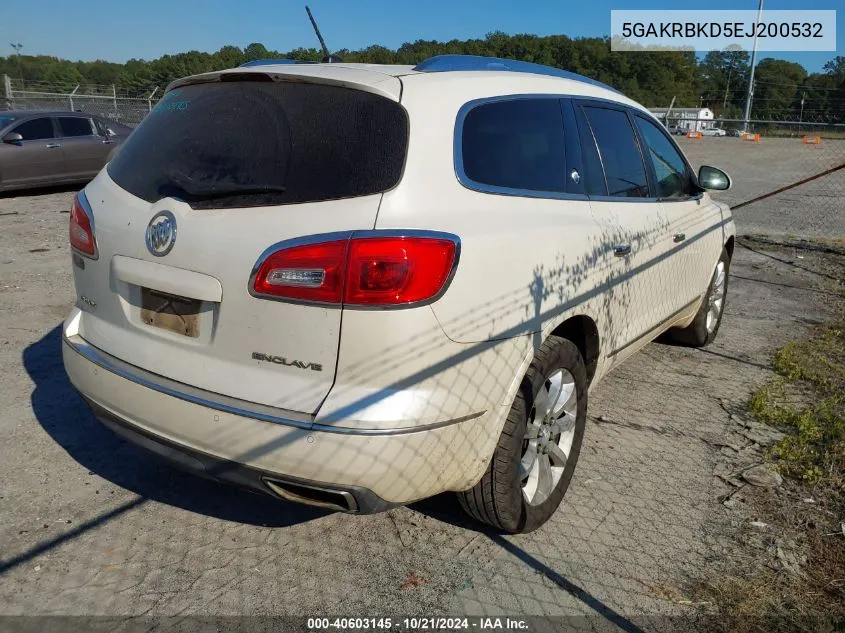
(821, 56), (845, 122)
(697, 50), (750, 114)
(243, 43), (271, 62)
(1, 39), (842, 124)
(751, 58), (807, 120)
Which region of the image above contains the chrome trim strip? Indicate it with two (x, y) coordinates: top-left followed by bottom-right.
(588, 195), (661, 204)
(64, 334), (483, 435)
(66, 334), (313, 428)
(608, 296), (701, 357)
(247, 229), (462, 311)
(320, 411), (486, 436)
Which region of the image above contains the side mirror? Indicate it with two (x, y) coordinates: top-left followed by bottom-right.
(2, 132), (23, 144)
(698, 165), (731, 191)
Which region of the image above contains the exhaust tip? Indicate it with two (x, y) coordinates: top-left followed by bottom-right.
(263, 478), (358, 513)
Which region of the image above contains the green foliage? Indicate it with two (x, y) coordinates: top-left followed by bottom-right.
(749, 324), (845, 487)
(0, 34), (842, 121)
(697, 50), (750, 116)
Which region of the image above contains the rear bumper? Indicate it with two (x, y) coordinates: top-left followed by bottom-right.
(62, 316), (500, 507)
(84, 397), (392, 513)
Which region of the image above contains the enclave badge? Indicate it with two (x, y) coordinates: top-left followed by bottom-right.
(145, 211), (177, 257)
(252, 352), (323, 371)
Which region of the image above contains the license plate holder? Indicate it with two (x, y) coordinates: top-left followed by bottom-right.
(140, 287), (201, 338)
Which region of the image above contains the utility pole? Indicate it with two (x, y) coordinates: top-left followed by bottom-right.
(10, 43), (23, 82)
(664, 95), (676, 130)
(799, 91), (806, 134)
(723, 59), (733, 110)
(742, 0), (763, 132)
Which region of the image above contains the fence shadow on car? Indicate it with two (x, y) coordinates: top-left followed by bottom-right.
(21, 325), (326, 529)
(8, 216), (705, 629)
(21, 215), (668, 532)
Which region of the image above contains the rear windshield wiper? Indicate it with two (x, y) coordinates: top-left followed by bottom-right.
(165, 172), (287, 199)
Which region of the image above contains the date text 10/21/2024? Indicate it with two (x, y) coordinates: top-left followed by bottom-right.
(307, 617), (531, 631)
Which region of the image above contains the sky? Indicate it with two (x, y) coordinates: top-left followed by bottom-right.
(3, 0), (843, 72)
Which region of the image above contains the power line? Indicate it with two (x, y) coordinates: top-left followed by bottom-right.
(753, 80), (841, 91)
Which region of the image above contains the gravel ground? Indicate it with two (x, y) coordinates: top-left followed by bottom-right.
(0, 184), (843, 629)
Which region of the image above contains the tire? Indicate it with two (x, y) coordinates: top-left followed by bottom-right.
(671, 247), (730, 347)
(458, 336), (588, 533)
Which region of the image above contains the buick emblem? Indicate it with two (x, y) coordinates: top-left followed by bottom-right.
(145, 211), (177, 257)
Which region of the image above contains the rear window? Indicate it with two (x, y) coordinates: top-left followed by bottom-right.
(107, 80), (409, 209)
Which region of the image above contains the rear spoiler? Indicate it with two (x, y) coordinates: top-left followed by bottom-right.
(166, 65), (403, 101)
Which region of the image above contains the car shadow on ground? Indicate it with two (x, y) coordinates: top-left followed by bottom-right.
(23, 325), (326, 528)
(0, 183), (83, 199)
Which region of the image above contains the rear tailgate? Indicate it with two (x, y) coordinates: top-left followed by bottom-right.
(71, 74), (408, 415)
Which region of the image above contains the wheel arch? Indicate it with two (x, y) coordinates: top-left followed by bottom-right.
(549, 315), (600, 385)
(725, 235), (735, 259)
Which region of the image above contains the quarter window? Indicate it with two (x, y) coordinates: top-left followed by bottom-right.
(634, 116), (692, 199)
(581, 106), (649, 198)
(59, 117), (95, 137)
(12, 118), (55, 141)
(461, 99), (567, 194)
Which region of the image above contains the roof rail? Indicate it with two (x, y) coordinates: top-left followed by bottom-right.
(412, 55), (619, 94)
(239, 59), (314, 68)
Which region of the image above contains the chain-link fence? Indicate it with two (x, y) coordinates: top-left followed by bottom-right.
(3, 75), (843, 240)
(667, 117), (845, 240)
(1, 74), (844, 630)
(2, 75), (160, 127)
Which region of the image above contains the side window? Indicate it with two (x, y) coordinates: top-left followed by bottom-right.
(12, 118), (55, 141)
(461, 98), (567, 194)
(59, 117), (96, 137)
(581, 106), (649, 198)
(634, 116), (693, 199)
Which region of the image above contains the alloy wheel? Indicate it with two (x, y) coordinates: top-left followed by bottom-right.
(520, 368), (578, 506)
(706, 261), (726, 333)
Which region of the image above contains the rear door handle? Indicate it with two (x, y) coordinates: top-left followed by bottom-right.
(614, 244), (632, 257)
(673, 233), (686, 243)
(46, 143), (61, 149)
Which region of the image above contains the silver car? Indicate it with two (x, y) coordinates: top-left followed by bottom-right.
(0, 110), (132, 193)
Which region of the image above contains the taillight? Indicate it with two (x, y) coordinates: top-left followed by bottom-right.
(69, 192), (98, 259)
(250, 233), (458, 307)
(252, 240), (348, 304)
(345, 237), (456, 305)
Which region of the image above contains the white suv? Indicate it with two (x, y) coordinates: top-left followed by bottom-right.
(63, 55), (735, 533)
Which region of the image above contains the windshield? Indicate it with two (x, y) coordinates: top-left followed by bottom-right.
(107, 80), (409, 209)
(0, 115), (18, 130)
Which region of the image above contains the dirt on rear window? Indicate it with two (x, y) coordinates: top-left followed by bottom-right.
(107, 80), (409, 209)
